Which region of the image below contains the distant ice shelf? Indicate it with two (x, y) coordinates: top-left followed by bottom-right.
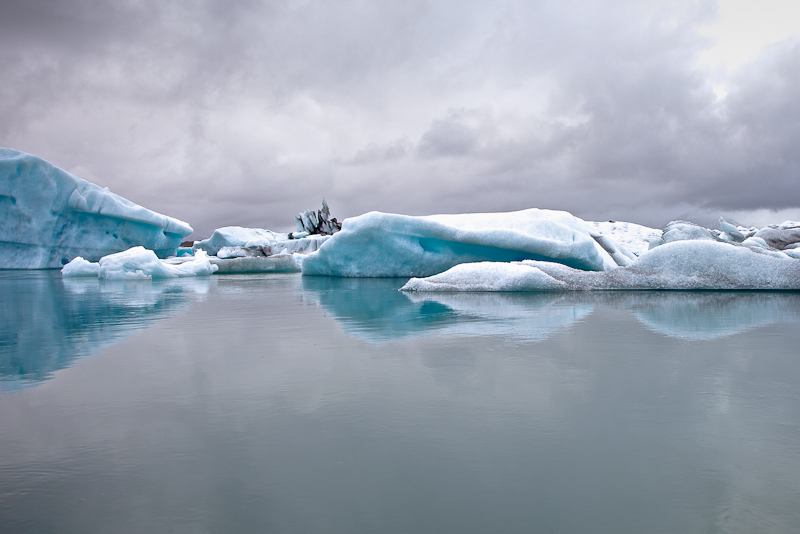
(0, 148), (192, 268)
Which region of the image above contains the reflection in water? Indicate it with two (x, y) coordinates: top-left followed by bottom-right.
(301, 277), (452, 341)
(303, 276), (800, 343)
(302, 276), (593, 342)
(0, 271), (209, 389)
(617, 291), (800, 340)
(2, 273), (800, 533)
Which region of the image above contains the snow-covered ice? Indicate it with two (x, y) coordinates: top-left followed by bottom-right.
(301, 209), (631, 277)
(0, 148), (192, 268)
(62, 247), (218, 280)
(401, 240), (800, 292)
(584, 220), (662, 257)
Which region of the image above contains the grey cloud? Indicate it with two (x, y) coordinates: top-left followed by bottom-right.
(1, 0), (799, 236)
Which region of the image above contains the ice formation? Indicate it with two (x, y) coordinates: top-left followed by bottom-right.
(0, 148), (192, 268)
(301, 209), (629, 277)
(210, 254), (300, 274)
(583, 220), (662, 257)
(192, 226), (329, 257)
(294, 198), (342, 236)
(402, 240), (800, 291)
(62, 247), (218, 280)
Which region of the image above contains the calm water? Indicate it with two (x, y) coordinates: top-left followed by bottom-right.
(1, 271), (800, 533)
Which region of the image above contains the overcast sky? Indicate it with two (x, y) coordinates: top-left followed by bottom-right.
(2, 0), (799, 236)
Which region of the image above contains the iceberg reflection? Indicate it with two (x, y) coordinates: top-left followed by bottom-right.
(303, 277), (800, 343)
(301, 277), (593, 342)
(0, 272), (208, 389)
(609, 291), (800, 340)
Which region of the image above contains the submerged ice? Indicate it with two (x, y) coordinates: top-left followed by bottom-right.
(0, 148), (192, 268)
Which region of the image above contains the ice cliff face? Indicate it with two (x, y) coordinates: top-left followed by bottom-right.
(0, 148), (192, 268)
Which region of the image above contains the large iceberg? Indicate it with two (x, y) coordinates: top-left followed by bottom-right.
(0, 148), (192, 269)
(301, 209), (630, 277)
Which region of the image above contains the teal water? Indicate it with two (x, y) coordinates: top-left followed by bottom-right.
(1, 271), (800, 533)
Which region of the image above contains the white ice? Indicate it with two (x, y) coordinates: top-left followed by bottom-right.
(1, 148), (192, 268)
(193, 225), (329, 257)
(301, 208), (632, 277)
(210, 254), (301, 274)
(583, 220), (662, 257)
(62, 247), (218, 280)
(402, 240), (800, 292)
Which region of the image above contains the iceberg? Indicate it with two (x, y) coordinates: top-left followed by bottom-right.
(192, 226), (329, 257)
(401, 240), (800, 291)
(301, 209), (630, 277)
(0, 148), (193, 269)
(210, 254), (301, 274)
(62, 247), (218, 280)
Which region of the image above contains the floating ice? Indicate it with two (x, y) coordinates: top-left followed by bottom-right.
(0, 148), (192, 268)
(301, 209), (628, 277)
(62, 247), (218, 280)
(193, 226), (329, 257)
(401, 240), (800, 291)
(60, 257), (100, 277)
(210, 254), (301, 274)
(192, 226), (284, 255)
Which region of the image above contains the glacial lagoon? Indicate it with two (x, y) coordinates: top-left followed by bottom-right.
(1, 271), (800, 533)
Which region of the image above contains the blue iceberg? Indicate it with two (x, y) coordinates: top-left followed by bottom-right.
(0, 148), (193, 269)
(301, 209), (624, 277)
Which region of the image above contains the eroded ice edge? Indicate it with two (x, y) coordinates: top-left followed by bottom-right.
(1, 148), (193, 268)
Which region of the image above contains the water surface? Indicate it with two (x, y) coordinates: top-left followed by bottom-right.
(1, 271), (799, 533)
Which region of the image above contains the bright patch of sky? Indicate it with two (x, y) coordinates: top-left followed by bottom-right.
(701, 0), (800, 98)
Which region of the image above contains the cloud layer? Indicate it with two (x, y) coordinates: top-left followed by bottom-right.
(2, 0), (799, 235)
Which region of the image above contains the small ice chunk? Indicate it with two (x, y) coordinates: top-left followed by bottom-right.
(719, 217), (745, 242)
(61, 247), (218, 280)
(61, 257), (100, 277)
